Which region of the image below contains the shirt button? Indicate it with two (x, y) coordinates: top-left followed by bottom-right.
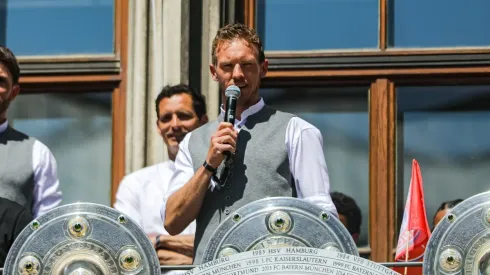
(224, 209), (230, 215)
(225, 196), (231, 201)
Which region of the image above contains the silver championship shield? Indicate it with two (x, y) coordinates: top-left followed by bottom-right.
(423, 191), (490, 274)
(186, 247), (399, 275)
(3, 203), (160, 275)
(199, 197), (359, 264)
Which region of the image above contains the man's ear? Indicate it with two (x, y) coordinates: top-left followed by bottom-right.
(209, 64), (218, 82)
(351, 233), (359, 244)
(200, 115), (209, 125)
(260, 59), (269, 78)
(156, 119), (161, 131)
(9, 84), (20, 101)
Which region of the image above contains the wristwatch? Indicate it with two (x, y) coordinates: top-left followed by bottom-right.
(203, 160), (217, 174)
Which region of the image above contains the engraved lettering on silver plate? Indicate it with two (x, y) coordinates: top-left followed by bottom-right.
(187, 247), (399, 275)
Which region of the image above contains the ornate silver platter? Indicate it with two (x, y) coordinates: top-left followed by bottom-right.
(3, 203), (160, 275)
(424, 191), (490, 274)
(199, 197), (358, 264)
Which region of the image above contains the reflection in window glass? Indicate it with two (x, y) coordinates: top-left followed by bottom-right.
(397, 86), (490, 230)
(261, 88), (369, 248)
(1, 0), (114, 55)
(7, 93), (113, 206)
(389, 0), (490, 47)
(256, 0), (378, 51)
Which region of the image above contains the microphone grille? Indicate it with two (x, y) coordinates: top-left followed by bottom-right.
(225, 85), (241, 98)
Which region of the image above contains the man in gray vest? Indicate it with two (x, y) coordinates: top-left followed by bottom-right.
(161, 23), (338, 264)
(0, 46), (62, 218)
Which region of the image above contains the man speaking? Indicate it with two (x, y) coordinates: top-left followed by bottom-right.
(161, 23), (338, 264)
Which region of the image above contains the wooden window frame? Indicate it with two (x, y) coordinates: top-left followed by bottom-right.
(240, 0), (490, 262)
(246, 0), (490, 56)
(16, 0), (128, 206)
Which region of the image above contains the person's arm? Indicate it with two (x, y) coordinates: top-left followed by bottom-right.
(156, 234), (194, 257)
(287, 117), (338, 217)
(157, 249), (193, 265)
(164, 167), (213, 235)
(32, 141), (62, 218)
(163, 122), (237, 235)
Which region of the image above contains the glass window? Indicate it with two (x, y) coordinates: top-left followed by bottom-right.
(261, 87), (370, 251)
(256, 0), (379, 51)
(397, 86), (490, 231)
(388, 0), (490, 48)
(7, 92), (113, 206)
(1, 0), (114, 55)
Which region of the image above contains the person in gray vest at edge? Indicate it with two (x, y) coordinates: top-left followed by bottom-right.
(0, 46), (62, 218)
(115, 84), (208, 273)
(161, 23), (339, 264)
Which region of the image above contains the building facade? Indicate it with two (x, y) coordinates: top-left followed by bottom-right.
(3, 0), (490, 262)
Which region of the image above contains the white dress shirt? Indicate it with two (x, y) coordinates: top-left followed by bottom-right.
(115, 161), (196, 275)
(0, 120), (62, 218)
(161, 98), (338, 226)
(115, 160), (196, 236)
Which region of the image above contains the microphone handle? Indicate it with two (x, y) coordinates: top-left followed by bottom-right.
(223, 96), (238, 157)
(224, 96), (237, 123)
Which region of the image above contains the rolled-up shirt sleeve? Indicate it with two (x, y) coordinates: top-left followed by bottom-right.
(286, 117), (338, 217)
(161, 133), (196, 223)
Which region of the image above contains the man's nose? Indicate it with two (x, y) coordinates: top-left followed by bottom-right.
(171, 115), (182, 128)
(232, 64), (245, 81)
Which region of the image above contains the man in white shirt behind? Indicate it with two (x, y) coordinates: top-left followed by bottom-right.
(114, 84), (208, 270)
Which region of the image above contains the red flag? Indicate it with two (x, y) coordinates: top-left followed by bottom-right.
(395, 159), (431, 262)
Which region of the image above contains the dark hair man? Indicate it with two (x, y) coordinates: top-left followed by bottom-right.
(331, 191), (362, 244)
(0, 46), (62, 218)
(115, 84), (208, 271)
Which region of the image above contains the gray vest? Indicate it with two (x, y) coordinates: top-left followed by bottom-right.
(0, 126), (35, 212)
(188, 105), (297, 264)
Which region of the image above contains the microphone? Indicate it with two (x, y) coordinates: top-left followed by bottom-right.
(224, 85), (241, 124)
(222, 85), (241, 159)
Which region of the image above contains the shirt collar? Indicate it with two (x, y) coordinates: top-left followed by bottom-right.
(219, 98), (265, 128)
(0, 120), (8, 134)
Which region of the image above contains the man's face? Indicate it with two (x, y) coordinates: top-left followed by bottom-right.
(433, 208), (449, 230)
(0, 63), (19, 119)
(210, 38), (268, 108)
(157, 93), (204, 153)
(339, 214), (359, 244)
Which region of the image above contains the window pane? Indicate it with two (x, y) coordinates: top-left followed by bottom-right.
(1, 0), (114, 55)
(7, 93), (113, 206)
(256, 0), (378, 51)
(397, 86), (490, 231)
(261, 87), (370, 250)
(389, 0), (490, 48)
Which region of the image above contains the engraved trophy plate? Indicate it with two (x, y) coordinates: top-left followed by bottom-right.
(200, 197), (358, 264)
(186, 247), (399, 275)
(3, 203), (160, 275)
(423, 191), (490, 275)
